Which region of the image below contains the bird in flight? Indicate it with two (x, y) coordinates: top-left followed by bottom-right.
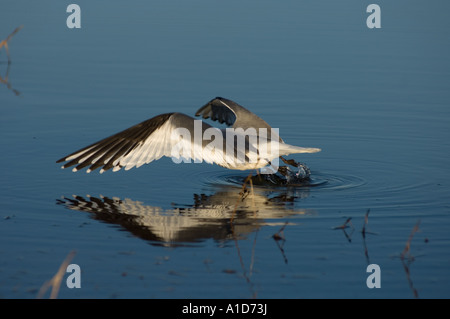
(56, 97), (321, 174)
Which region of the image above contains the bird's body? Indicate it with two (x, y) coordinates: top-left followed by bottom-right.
(57, 97), (321, 174)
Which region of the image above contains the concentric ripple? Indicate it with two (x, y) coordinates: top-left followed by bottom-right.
(195, 169), (365, 191)
(177, 154), (445, 215)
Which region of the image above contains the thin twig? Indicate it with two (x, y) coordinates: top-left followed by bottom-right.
(0, 25), (23, 62)
(272, 222), (289, 264)
(249, 229), (259, 277)
(37, 250), (76, 299)
(229, 171), (262, 298)
(248, 176), (256, 217)
(361, 209), (371, 264)
(333, 217), (354, 242)
(272, 221), (288, 241)
(400, 220), (421, 260)
(399, 220), (421, 298)
(333, 217), (354, 230)
(361, 209), (370, 238)
(401, 257), (419, 298)
(231, 224), (257, 298)
(230, 172), (253, 223)
(0, 63), (21, 95)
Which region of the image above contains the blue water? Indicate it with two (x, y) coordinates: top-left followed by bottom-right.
(1, 0), (449, 299)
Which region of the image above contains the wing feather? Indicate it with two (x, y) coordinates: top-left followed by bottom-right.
(195, 97), (283, 142)
(57, 113), (175, 173)
(57, 112), (236, 173)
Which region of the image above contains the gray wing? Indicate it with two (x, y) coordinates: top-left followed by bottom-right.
(195, 97), (283, 142)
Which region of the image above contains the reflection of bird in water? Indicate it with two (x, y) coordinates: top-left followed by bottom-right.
(57, 186), (315, 246)
(56, 97), (320, 179)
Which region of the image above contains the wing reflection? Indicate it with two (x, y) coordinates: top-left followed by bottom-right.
(57, 186), (315, 246)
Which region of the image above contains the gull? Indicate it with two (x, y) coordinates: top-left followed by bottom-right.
(56, 97), (321, 174)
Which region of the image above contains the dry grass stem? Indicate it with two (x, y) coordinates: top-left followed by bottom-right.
(0, 25), (23, 62)
(333, 217), (354, 230)
(230, 172), (253, 223)
(272, 222), (289, 264)
(37, 250), (76, 299)
(401, 220), (421, 261)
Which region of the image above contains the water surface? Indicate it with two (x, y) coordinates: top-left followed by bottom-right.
(1, 0), (449, 299)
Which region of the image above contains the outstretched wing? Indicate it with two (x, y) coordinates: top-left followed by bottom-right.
(195, 97), (283, 142)
(56, 112), (236, 173)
